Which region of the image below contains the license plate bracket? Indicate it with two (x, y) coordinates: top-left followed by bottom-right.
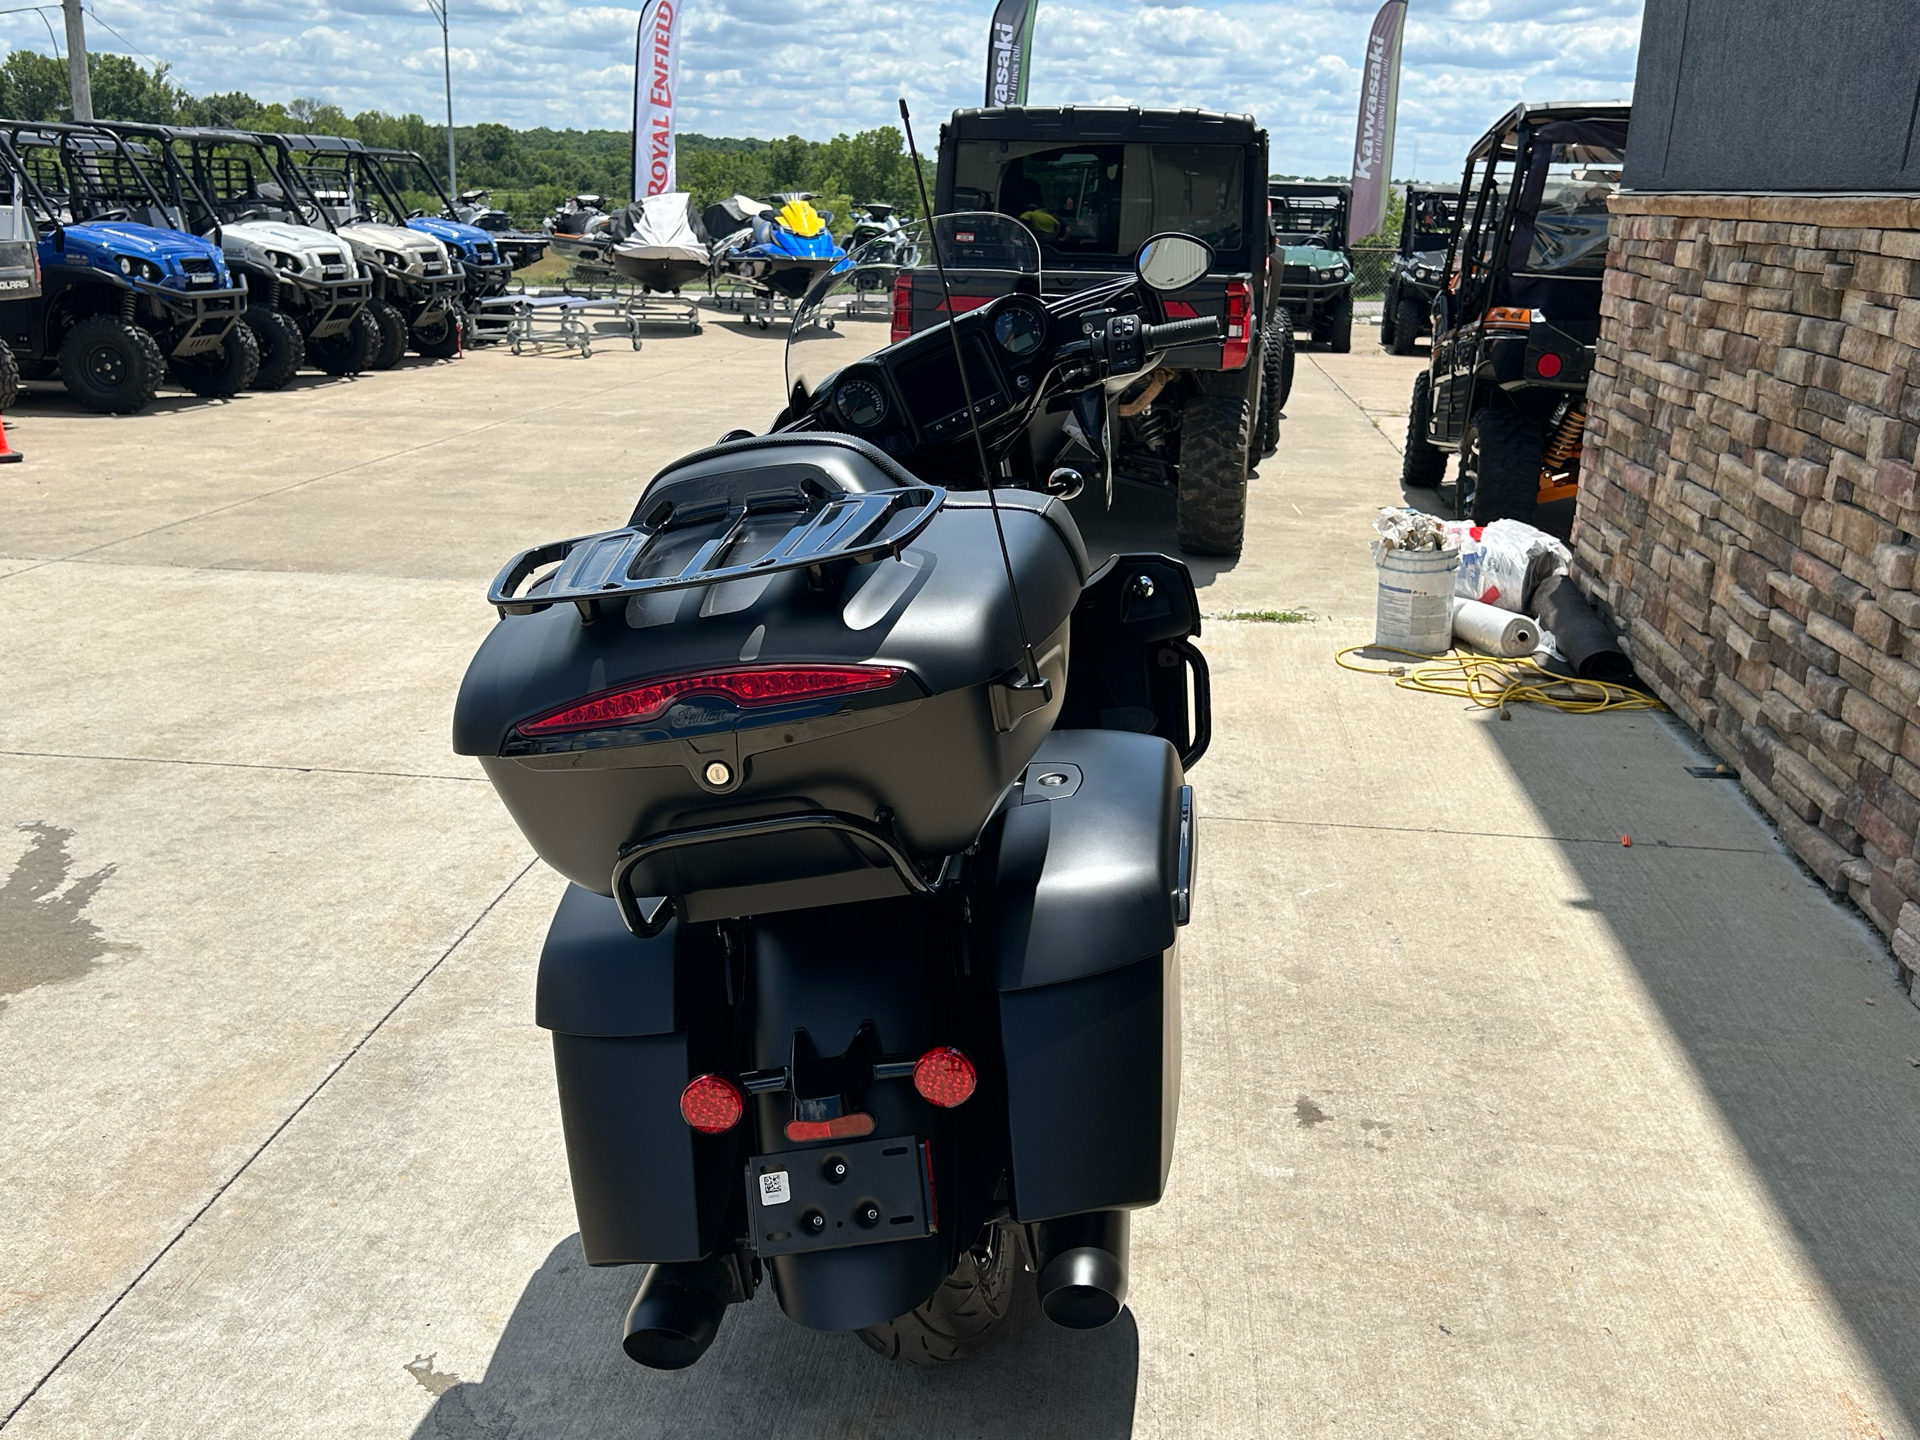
(746, 1135), (933, 1257)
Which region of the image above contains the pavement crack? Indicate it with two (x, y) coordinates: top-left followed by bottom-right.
(0, 858), (538, 1431)
(1305, 354), (1400, 453)
(1199, 812), (1774, 855)
(0, 749), (486, 783)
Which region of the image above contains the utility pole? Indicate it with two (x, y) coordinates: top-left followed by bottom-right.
(426, 0), (454, 193)
(62, 0), (92, 121)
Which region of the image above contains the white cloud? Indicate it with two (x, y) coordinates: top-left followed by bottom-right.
(6, 0), (1644, 177)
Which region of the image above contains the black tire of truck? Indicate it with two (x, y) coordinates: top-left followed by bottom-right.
(1256, 323), (1284, 456)
(1326, 291), (1354, 354)
(411, 302), (465, 359)
(1176, 392), (1251, 556)
(57, 316), (164, 414)
(308, 308), (381, 376)
(1402, 370), (1449, 491)
(1390, 296), (1422, 357)
(244, 306), (306, 390)
(857, 1223), (1020, 1365)
(1274, 310), (1296, 410)
(1467, 407), (1546, 525)
(0, 336), (21, 411)
(167, 322), (261, 397)
(366, 298), (408, 370)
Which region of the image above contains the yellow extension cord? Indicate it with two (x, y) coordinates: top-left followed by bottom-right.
(1334, 644), (1665, 716)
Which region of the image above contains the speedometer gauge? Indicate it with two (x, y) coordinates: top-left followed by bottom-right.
(994, 308), (1043, 356)
(835, 378), (888, 427)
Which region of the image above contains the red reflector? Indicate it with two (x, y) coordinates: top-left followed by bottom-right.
(1222, 280), (1251, 370)
(1535, 351), (1564, 378)
(1162, 300), (1199, 318)
(912, 1047), (977, 1108)
(520, 665), (903, 736)
(680, 1074), (744, 1134)
(784, 1112), (876, 1142)
(890, 270), (913, 343)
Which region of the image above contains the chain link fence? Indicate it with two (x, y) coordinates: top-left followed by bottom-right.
(1350, 243), (1396, 317)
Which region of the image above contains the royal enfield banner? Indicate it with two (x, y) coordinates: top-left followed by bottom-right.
(1349, 0), (1407, 240)
(984, 0), (1038, 107)
(632, 0), (682, 198)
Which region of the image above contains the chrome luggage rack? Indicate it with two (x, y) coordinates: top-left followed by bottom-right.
(488, 483), (947, 622)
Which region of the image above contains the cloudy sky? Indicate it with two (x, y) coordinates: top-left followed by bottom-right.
(6, 0), (1642, 177)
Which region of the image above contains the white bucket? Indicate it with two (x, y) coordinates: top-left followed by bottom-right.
(1372, 544), (1460, 654)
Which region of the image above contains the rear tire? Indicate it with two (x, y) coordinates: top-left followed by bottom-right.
(307, 308), (380, 376)
(243, 306), (305, 389)
(1402, 370), (1449, 490)
(1273, 310), (1295, 410)
(167, 322), (261, 397)
(857, 1223), (1019, 1365)
(0, 336), (20, 411)
(1256, 322), (1284, 457)
(365, 298), (408, 370)
(1176, 392), (1251, 556)
(1326, 291), (1353, 353)
(1378, 288), (1398, 351)
(410, 302), (464, 359)
(1466, 407), (1546, 525)
(1390, 297), (1421, 357)
(57, 315), (164, 414)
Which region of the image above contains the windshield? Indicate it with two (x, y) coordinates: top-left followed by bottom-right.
(786, 212), (1040, 405)
(1270, 194), (1346, 248)
(1517, 144), (1621, 276)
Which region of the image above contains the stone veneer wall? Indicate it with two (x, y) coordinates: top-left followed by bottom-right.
(1574, 192), (1920, 1001)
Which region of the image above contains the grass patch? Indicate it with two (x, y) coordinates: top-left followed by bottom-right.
(1218, 608), (1314, 624)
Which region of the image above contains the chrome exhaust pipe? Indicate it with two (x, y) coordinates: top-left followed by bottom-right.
(621, 1255), (749, 1369)
(1033, 1209), (1129, 1329)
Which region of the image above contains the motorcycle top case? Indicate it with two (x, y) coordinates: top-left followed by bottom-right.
(453, 435), (1087, 923)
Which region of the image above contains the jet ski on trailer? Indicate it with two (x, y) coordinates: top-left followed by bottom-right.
(610, 192), (709, 292)
(711, 193), (846, 303)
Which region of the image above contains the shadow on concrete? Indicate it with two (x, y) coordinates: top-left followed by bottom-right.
(1066, 481), (1239, 588)
(410, 1236), (1139, 1440)
(1483, 712), (1920, 1433)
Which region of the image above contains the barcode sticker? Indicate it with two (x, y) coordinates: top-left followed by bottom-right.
(758, 1170), (791, 1206)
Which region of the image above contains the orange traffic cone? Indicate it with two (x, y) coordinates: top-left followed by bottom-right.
(0, 413), (22, 465)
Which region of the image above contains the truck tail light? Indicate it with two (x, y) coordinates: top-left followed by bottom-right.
(890, 270), (913, 343)
(680, 1074), (744, 1133)
(1222, 280), (1251, 369)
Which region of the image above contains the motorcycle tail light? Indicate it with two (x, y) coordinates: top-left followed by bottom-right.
(785, 1113), (876, 1142)
(680, 1074), (744, 1133)
(1222, 280), (1251, 369)
(912, 1047), (977, 1108)
(519, 664), (904, 736)
(890, 270), (913, 344)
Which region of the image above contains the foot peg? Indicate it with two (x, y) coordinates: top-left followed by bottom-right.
(1032, 1209), (1129, 1329)
(621, 1253), (754, 1369)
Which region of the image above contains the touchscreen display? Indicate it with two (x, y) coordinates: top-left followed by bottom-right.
(894, 335), (1004, 427)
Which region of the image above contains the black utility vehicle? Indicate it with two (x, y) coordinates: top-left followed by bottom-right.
(1268, 182), (1355, 353)
(1403, 101), (1629, 531)
(1379, 186), (1458, 355)
(933, 106), (1279, 556)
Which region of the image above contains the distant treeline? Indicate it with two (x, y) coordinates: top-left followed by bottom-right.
(0, 50), (926, 228)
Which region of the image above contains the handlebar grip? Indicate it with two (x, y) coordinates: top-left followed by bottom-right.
(1142, 316), (1223, 349)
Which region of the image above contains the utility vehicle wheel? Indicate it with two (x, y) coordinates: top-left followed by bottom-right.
(168, 323), (261, 397)
(0, 337), (21, 411)
(1326, 292), (1353, 354)
(244, 307), (305, 389)
(857, 1223), (1019, 1365)
(1176, 392), (1251, 556)
(1274, 310), (1295, 410)
(1467, 407), (1546, 525)
(1257, 323), (1284, 456)
(1402, 370), (1448, 491)
(56, 315), (164, 414)
(1378, 292), (1398, 351)
(1390, 297), (1422, 357)
(366, 299), (408, 370)
(410, 303), (464, 359)
(308, 308), (380, 375)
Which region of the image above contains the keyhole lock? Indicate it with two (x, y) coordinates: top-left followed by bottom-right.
(703, 761), (732, 786)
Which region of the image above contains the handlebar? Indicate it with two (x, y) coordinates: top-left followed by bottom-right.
(1142, 316), (1223, 349)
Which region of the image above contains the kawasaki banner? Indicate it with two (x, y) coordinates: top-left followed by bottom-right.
(984, 0), (1038, 107)
(1349, 0), (1407, 240)
(632, 0), (683, 198)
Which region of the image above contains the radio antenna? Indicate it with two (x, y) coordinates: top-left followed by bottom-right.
(898, 97), (1042, 689)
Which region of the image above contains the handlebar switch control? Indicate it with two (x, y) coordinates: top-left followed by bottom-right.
(1105, 314), (1145, 374)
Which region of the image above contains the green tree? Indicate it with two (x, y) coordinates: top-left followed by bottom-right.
(87, 53), (185, 122)
(0, 50), (65, 121)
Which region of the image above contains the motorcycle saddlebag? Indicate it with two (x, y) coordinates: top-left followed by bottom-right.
(453, 436), (1087, 929)
(990, 727), (1190, 1221)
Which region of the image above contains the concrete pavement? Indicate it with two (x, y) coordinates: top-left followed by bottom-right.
(2, 313), (1916, 1438)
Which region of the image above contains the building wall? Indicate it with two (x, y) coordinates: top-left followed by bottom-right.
(1574, 192), (1920, 999)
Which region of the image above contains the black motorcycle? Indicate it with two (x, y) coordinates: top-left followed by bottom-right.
(452, 215), (1220, 1368)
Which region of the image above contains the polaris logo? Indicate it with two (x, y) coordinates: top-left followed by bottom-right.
(0, 277), (29, 290)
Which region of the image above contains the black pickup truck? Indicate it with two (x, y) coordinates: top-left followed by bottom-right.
(930, 105), (1277, 556)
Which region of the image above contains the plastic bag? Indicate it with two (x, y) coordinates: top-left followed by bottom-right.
(1371, 506), (1449, 557)
(1441, 518), (1570, 612)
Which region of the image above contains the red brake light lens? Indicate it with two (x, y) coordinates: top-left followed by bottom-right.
(784, 1112), (876, 1142)
(1535, 351), (1564, 378)
(680, 1074), (744, 1134)
(912, 1047), (977, 1108)
(1222, 280), (1251, 370)
(890, 270), (913, 343)
(519, 665), (904, 736)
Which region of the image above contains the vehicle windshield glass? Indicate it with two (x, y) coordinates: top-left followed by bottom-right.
(786, 212), (1040, 403)
(1520, 144), (1621, 276)
(1270, 195), (1344, 247)
(1407, 194), (1457, 252)
(950, 140), (1245, 269)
